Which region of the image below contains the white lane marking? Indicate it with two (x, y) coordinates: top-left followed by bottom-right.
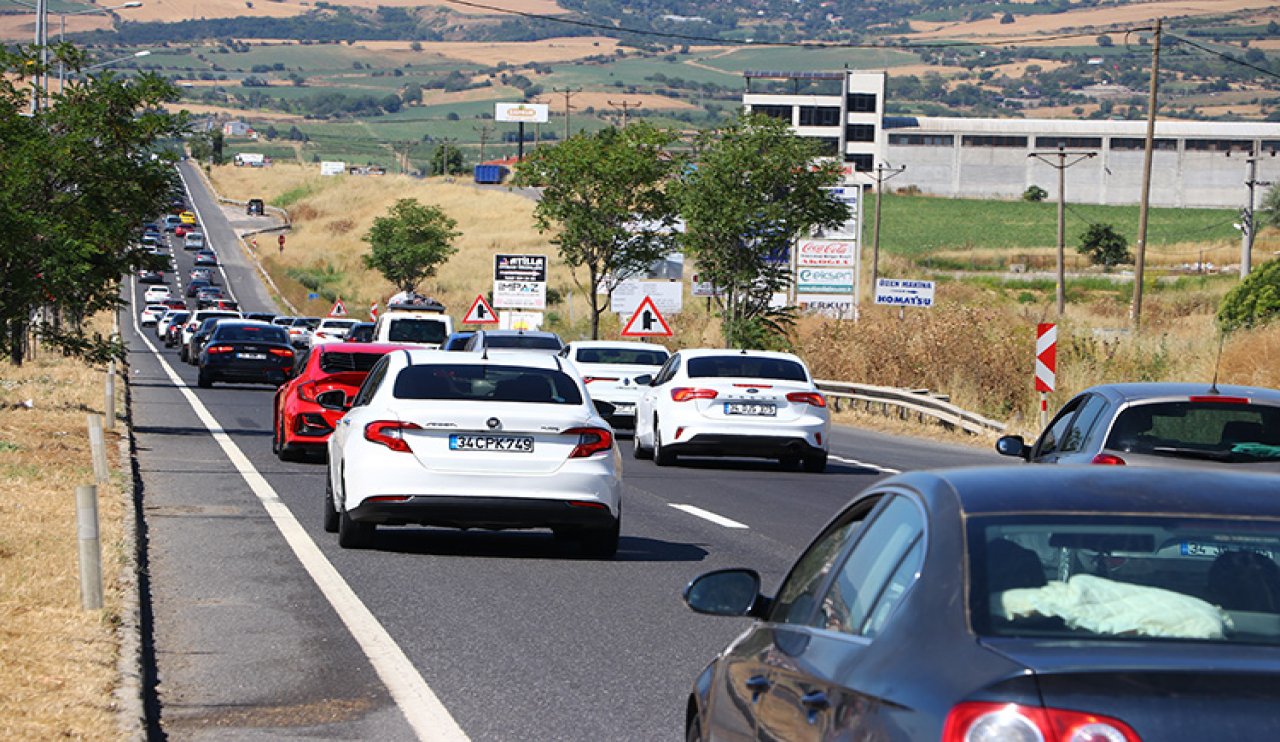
(829, 454), (900, 474)
(669, 504), (749, 529)
(178, 170), (238, 304)
(129, 275), (467, 742)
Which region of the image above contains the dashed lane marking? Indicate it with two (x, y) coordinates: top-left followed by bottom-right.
(669, 504), (749, 529)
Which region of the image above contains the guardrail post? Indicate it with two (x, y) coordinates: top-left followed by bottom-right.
(104, 360), (116, 431)
(87, 414), (109, 484)
(76, 484), (103, 610)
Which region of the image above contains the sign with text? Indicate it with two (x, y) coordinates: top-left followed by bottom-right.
(493, 254), (547, 309)
(874, 278), (935, 308)
(797, 293), (855, 319)
(818, 185), (861, 240)
(691, 274), (722, 298)
(494, 254), (547, 282)
(610, 280), (683, 315)
(495, 103), (549, 123)
(797, 267), (855, 294)
(797, 239), (857, 268)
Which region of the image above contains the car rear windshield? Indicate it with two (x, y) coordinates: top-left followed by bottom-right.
(291, 317), (322, 329)
(320, 351), (385, 374)
(1105, 401), (1280, 463)
(686, 356), (807, 382)
(387, 318), (447, 345)
(321, 320), (357, 329)
(484, 335), (562, 350)
(970, 514), (1280, 646)
(214, 325), (289, 344)
(393, 364), (583, 405)
(575, 348), (668, 366)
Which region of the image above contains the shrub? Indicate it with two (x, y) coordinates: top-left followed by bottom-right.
(1076, 223), (1131, 267)
(1218, 258), (1280, 331)
(1023, 185), (1048, 202)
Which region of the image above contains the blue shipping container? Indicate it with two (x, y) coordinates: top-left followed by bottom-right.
(474, 164), (508, 184)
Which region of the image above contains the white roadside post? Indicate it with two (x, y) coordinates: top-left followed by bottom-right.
(76, 484), (103, 610)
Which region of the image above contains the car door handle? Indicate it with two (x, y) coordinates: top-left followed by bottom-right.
(801, 690), (830, 724)
(744, 675), (771, 702)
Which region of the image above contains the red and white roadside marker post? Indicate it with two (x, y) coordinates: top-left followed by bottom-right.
(1035, 323), (1057, 429)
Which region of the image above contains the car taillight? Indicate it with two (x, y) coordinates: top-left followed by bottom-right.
(671, 387), (718, 402)
(364, 420), (422, 453)
(269, 348), (294, 357)
(315, 332), (328, 338)
(205, 345), (233, 354)
(1091, 453), (1126, 465)
(297, 382), (318, 402)
(786, 391), (827, 407)
(564, 427), (613, 458)
(943, 702), (1140, 742)
(733, 383), (772, 388)
(582, 377), (618, 384)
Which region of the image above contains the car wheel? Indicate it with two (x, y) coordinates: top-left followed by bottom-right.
(271, 417), (282, 455)
(179, 345), (188, 362)
(686, 711), (704, 742)
(338, 509), (375, 549)
(803, 452), (828, 474)
(323, 471), (340, 533)
(579, 518), (620, 559)
(633, 425), (653, 460)
(654, 419), (677, 467)
(275, 419), (303, 462)
(780, 454), (801, 470)
(196, 369), (213, 388)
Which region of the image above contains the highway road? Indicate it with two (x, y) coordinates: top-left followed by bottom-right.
(125, 162), (1001, 740)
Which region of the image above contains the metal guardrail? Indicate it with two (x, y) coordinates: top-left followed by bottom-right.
(814, 380), (1007, 436)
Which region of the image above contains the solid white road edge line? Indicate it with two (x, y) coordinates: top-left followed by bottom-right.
(129, 276), (468, 742)
(669, 504), (750, 529)
(829, 454), (900, 474)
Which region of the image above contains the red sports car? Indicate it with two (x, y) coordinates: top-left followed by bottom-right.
(272, 342), (403, 461)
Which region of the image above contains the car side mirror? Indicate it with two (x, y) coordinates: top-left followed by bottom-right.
(593, 400), (616, 418)
(633, 374), (653, 387)
(316, 390), (350, 411)
(683, 568), (763, 617)
(996, 435), (1029, 460)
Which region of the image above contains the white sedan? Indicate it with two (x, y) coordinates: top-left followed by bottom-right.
(325, 350), (623, 556)
(560, 340), (670, 428)
(143, 285), (171, 303)
(633, 348), (831, 472)
(139, 303), (169, 326)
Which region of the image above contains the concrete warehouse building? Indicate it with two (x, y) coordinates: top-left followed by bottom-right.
(742, 69), (1280, 209)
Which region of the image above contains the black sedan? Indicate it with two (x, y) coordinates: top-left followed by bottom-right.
(682, 466), (1280, 741)
(197, 321), (295, 388)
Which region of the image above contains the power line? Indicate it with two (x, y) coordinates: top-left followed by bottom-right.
(1165, 33), (1280, 82)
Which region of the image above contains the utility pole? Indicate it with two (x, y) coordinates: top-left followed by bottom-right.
(1131, 18), (1162, 331)
(1029, 145), (1097, 316)
(473, 123), (495, 162)
(554, 86), (580, 141)
(436, 137), (456, 177)
(607, 99), (642, 127)
(1240, 149), (1273, 278)
(865, 162), (906, 288)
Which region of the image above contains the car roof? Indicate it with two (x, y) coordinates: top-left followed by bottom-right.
(396, 348), (565, 370)
(567, 340), (670, 351)
(893, 465), (1280, 519)
(676, 348), (804, 362)
(214, 319), (276, 328)
(477, 330), (561, 340)
(1081, 381), (1280, 405)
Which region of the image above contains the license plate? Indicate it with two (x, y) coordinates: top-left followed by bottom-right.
(1181, 541), (1276, 559)
(449, 434), (534, 452)
(725, 402), (776, 416)
(613, 404), (635, 415)
(238, 352), (266, 360)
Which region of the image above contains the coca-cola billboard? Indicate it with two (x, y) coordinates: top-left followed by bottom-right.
(796, 240), (857, 268)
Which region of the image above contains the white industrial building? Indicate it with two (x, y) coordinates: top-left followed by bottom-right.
(743, 69), (1280, 209)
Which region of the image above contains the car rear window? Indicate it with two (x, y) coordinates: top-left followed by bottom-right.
(214, 325), (289, 343)
(291, 317), (321, 329)
(387, 318), (448, 345)
(393, 365), (583, 405)
(484, 335), (562, 350)
(575, 348), (669, 365)
(320, 351), (385, 374)
(321, 320), (357, 329)
(686, 356), (807, 381)
(970, 514), (1280, 646)
(1106, 401), (1280, 463)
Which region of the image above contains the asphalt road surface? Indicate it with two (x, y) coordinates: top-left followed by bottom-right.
(126, 162), (1001, 741)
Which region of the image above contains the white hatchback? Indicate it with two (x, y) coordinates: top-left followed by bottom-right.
(561, 340), (670, 428)
(143, 285), (171, 303)
(633, 349), (831, 472)
(310, 318), (359, 346)
(325, 350), (623, 555)
(139, 303), (169, 326)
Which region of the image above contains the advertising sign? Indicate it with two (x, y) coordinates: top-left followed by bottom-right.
(495, 103), (550, 123)
(320, 161), (345, 176)
(874, 278), (935, 308)
(494, 254), (547, 282)
(493, 254), (547, 309)
(610, 281), (683, 315)
(818, 185), (861, 240)
(796, 267), (855, 294)
(797, 239), (857, 268)
(797, 294), (855, 319)
(690, 274), (722, 298)
(499, 311), (544, 331)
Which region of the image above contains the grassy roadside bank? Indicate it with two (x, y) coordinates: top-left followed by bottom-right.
(0, 315), (130, 740)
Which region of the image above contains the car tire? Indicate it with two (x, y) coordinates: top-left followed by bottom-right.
(803, 452), (828, 473)
(654, 419), (677, 467)
(323, 472), (340, 534)
(780, 454), (801, 470)
(179, 345), (188, 362)
(580, 518), (620, 560)
(338, 509), (375, 549)
(686, 712), (704, 742)
(197, 369), (213, 388)
(633, 428), (653, 460)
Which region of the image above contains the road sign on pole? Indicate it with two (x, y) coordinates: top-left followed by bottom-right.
(329, 298), (347, 317)
(1035, 322), (1057, 428)
(463, 294), (499, 324)
(620, 296), (672, 337)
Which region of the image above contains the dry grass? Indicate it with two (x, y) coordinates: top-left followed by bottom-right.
(0, 315), (127, 741)
(909, 0), (1278, 40)
(360, 36), (618, 65)
(166, 102), (304, 122)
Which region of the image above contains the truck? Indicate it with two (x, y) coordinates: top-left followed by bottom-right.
(473, 164), (509, 185)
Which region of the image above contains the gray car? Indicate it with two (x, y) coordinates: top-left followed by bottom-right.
(997, 382), (1280, 470)
(462, 329), (565, 355)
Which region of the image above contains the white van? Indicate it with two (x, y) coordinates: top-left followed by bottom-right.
(372, 297), (453, 349)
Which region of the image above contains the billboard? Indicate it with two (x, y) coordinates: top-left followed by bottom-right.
(797, 239), (857, 268)
(493, 254), (548, 309)
(874, 278), (935, 308)
(320, 161), (345, 176)
(495, 103), (550, 123)
(796, 267), (855, 294)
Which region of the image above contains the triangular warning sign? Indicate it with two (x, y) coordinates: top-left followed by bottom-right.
(621, 296), (673, 337)
(329, 298), (347, 317)
(463, 294), (499, 324)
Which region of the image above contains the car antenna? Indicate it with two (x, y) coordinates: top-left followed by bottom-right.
(1209, 332), (1226, 395)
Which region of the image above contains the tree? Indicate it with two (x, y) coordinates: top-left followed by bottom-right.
(1077, 223), (1131, 267)
(674, 113), (848, 348)
(1000, 12), (1015, 24)
(1218, 258), (1280, 331)
(1, 45), (185, 365)
(361, 199), (459, 293)
(1260, 183), (1280, 230)
(1096, 35), (1114, 47)
(515, 122), (682, 338)
(428, 144), (463, 175)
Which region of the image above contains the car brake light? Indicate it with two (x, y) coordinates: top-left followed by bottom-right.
(943, 702), (1140, 742)
(1091, 453), (1127, 465)
(733, 383), (772, 388)
(364, 420), (422, 453)
(269, 348), (294, 357)
(205, 345), (234, 354)
(315, 332), (328, 338)
(672, 387), (718, 402)
(1189, 395), (1249, 405)
(786, 391), (827, 408)
(582, 377), (619, 384)
(564, 427), (613, 458)
(297, 382), (318, 402)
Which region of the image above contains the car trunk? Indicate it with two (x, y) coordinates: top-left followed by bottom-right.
(686, 378), (818, 423)
(396, 402), (596, 475)
(580, 364), (655, 403)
